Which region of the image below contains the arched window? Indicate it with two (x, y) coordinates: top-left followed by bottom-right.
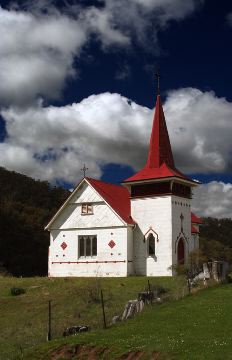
(148, 233), (155, 256)
(177, 238), (185, 264)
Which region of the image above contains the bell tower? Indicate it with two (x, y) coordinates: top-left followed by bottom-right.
(123, 78), (198, 276)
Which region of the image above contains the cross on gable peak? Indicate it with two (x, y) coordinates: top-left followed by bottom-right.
(81, 164), (88, 178)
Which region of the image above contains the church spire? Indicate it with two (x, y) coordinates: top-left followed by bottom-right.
(123, 76), (196, 184)
(145, 94), (175, 169)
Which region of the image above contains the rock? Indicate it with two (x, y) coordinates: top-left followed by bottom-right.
(138, 291), (154, 303)
(63, 325), (90, 337)
(111, 315), (121, 324)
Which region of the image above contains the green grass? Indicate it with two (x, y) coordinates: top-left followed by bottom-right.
(0, 276), (185, 359)
(23, 284), (232, 360)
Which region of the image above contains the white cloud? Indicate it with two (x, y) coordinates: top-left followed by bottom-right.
(165, 88), (232, 173)
(83, 0), (203, 49)
(0, 6), (87, 105)
(0, 0), (202, 105)
(226, 12), (232, 25)
(1, 93), (150, 183)
(1, 87), (232, 186)
(192, 182), (232, 219)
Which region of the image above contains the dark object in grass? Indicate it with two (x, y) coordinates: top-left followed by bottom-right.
(148, 284), (169, 296)
(63, 326), (90, 337)
(111, 315), (121, 324)
(138, 291), (154, 303)
(10, 287), (26, 296)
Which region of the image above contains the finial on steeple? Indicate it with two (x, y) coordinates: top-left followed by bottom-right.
(155, 71), (160, 95)
(81, 164), (88, 177)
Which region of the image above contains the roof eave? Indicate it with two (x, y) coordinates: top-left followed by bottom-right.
(85, 178), (134, 226)
(123, 176), (198, 187)
(44, 177), (85, 230)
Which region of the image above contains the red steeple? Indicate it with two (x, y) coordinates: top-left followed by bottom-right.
(146, 95), (174, 169)
(124, 93), (194, 184)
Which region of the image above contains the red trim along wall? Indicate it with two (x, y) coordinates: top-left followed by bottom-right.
(52, 260), (133, 264)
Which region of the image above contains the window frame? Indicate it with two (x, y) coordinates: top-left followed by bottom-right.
(147, 233), (156, 257)
(78, 235), (97, 258)
(81, 203), (93, 215)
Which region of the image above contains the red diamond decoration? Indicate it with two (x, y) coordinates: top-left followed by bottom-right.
(61, 242), (67, 250)
(108, 240), (116, 249)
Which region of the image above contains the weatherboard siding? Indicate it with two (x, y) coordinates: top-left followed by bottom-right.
(131, 196), (172, 276)
(171, 196), (192, 267)
(49, 227), (129, 277)
(127, 227), (134, 275)
(71, 181), (103, 203)
(51, 183), (125, 230)
(48, 182), (132, 277)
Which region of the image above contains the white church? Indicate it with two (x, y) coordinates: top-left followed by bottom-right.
(45, 92), (202, 277)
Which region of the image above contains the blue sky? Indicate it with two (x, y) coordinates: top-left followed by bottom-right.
(0, 0), (232, 218)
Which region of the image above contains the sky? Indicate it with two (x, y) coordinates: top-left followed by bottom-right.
(0, 0), (232, 218)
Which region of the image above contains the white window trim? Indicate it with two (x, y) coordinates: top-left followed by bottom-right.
(81, 203), (93, 215)
(147, 233), (156, 257)
(78, 235), (97, 258)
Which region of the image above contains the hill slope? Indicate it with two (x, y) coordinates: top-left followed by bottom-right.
(0, 276), (185, 360)
(0, 167), (69, 276)
(25, 284), (232, 360)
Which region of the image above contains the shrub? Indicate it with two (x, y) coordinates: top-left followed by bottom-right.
(10, 287), (26, 296)
(226, 272), (232, 283)
(146, 284), (169, 297)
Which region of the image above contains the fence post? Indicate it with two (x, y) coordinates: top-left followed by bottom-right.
(148, 279), (151, 292)
(47, 300), (52, 341)
(19, 345), (23, 359)
(100, 290), (107, 329)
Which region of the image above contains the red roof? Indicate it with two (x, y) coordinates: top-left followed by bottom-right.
(124, 95), (194, 184)
(191, 225), (199, 234)
(146, 94), (174, 169)
(191, 212), (203, 224)
(124, 162), (192, 183)
(86, 177), (135, 225)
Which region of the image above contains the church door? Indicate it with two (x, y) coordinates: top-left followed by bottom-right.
(177, 238), (185, 264)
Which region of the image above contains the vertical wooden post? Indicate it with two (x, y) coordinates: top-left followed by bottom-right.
(187, 278), (191, 295)
(100, 290), (107, 329)
(147, 279), (153, 305)
(47, 300), (52, 341)
(148, 279), (151, 293)
(19, 345), (23, 359)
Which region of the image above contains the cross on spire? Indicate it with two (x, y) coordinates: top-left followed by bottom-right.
(155, 72), (160, 95)
(81, 164), (88, 177)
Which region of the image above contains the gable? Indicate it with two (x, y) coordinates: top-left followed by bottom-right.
(46, 180), (127, 230)
(86, 178), (135, 225)
(71, 181), (102, 203)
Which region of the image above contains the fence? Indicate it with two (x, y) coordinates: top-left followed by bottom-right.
(1, 276), (188, 360)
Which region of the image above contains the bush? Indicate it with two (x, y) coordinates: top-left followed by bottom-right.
(146, 284), (169, 297)
(226, 272), (232, 283)
(10, 287), (26, 296)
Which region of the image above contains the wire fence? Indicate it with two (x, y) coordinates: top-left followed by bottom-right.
(1, 276), (189, 360)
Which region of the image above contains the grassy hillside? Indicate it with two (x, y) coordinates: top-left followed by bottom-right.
(0, 276), (185, 360)
(0, 167), (69, 276)
(24, 283), (232, 360)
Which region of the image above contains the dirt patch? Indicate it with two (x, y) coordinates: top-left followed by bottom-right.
(118, 351), (161, 359)
(119, 351), (146, 359)
(50, 344), (109, 360)
(50, 344), (162, 360)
